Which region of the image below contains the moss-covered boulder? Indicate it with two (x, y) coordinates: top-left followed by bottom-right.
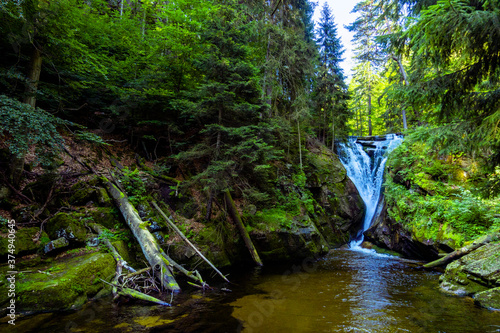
(0, 252), (115, 314)
(439, 241), (500, 309)
(304, 140), (365, 245)
(46, 212), (88, 244)
(69, 178), (99, 205)
(251, 226), (329, 262)
(87, 207), (121, 229)
(0, 227), (49, 260)
(364, 199), (441, 260)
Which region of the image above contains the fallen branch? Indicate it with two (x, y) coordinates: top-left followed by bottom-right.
(224, 189), (263, 266)
(423, 232), (500, 268)
(152, 201), (230, 283)
(99, 279), (170, 306)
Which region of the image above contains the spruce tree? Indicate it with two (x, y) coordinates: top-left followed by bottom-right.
(313, 2), (349, 148)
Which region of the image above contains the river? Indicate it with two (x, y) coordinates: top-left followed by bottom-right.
(6, 249), (500, 333)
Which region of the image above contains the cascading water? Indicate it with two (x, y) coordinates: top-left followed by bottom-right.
(337, 134), (403, 249)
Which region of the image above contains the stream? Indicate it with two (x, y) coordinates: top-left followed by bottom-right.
(6, 250), (500, 332)
(5, 134), (500, 332)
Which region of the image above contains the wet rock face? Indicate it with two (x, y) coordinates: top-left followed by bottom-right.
(363, 199), (440, 261)
(439, 241), (500, 310)
(305, 142), (365, 245)
(251, 227), (329, 262)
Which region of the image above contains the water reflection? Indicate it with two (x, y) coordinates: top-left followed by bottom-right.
(3, 249), (499, 332)
(231, 249), (500, 333)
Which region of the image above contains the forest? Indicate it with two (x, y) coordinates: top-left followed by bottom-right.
(0, 0), (499, 328)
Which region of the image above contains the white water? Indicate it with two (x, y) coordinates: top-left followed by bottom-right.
(337, 134), (403, 249)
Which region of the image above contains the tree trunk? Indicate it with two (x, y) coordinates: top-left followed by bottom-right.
(331, 108), (335, 152)
(367, 91), (372, 136)
(423, 233), (500, 268)
(224, 190), (263, 266)
(9, 47), (43, 187)
(24, 47), (43, 107)
(105, 179), (181, 293)
(297, 121), (302, 169)
(392, 54), (408, 130)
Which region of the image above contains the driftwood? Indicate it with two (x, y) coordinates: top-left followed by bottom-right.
(224, 189), (263, 266)
(423, 232), (500, 268)
(151, 201), (230, 283)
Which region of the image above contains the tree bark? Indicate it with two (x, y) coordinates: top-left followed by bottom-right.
(224, 190), (263, 266)
(423, 233), (500, 268)
(297, 121), (302, 169)
(367, 87), (372, 136)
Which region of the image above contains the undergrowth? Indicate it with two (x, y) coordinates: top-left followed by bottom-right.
(385, 129), (500, 247)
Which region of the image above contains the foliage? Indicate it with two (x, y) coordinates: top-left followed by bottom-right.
(120, 167), (147, 205)
(0, 95), (69, 166)
(385, 132), (500, 246)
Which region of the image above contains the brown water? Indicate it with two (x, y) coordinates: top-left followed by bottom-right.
(4, 249), (500, 333)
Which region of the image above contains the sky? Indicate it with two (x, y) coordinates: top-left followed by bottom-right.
(312, 0), (359, 79)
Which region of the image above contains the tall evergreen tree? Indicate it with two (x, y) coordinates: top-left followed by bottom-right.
(313, 2), (349, 148)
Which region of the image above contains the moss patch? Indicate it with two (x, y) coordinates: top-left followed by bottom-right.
(6, 252), (115, 312)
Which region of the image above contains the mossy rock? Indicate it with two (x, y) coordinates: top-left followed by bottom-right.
(46, 212), (87, 243)
(87, 207), (121, 229)
(0, 227), (49, 259)
(474, 287), (500, 310)
(96, 187), (113, 207)
(440, 241), (500, 299)
(0, 252), (115, 313)
(69, 178), (99, 205)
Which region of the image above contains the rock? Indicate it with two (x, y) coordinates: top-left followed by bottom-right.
(439, 241), (500, 309)
(69, 178), (99, 205)
(364, 198), (440, 260)
(304, 141), (365, 245)
(251, 226), (329, 263)
(44, 237), (70, 254)
(0, 227), (49, 259)
(474, 288), (500, 310)
(87, 207), (121, 229)
(46, 212), (88, 244)
(0, 252), (115, 313)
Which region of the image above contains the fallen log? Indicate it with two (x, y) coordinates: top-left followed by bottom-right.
(152, 201), (230, 283)
(423, 232), (500, 268)
(224, 189), (263, 266)
(104, 179), (182, 293)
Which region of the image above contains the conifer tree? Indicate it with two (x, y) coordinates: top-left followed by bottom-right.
(313, 2), (349, 148)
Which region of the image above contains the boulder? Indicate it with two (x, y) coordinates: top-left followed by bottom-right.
(46, 212), (88, 244)
(0, 227), (49, 259)
(439, 241), (500, 309)
(0, 252), (115, 314)
(304, 142), (365, 245)
(364, 198), (440, 260)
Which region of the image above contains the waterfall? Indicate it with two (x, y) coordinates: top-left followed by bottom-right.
(337, 134), (403, 249)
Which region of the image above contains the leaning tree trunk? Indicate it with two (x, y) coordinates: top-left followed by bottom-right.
(224, 190), (263, 266)
(104, 179), (181, 293)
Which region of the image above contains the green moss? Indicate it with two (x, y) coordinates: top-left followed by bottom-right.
(88, 207), (120, 229)
(11, 252), (115, 312)
(69, 178), (99, 205)
(46, 212), (87, 242)
(0, 227), (48, 258)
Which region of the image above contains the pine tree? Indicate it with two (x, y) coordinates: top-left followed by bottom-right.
(313, 2), (349, 148)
